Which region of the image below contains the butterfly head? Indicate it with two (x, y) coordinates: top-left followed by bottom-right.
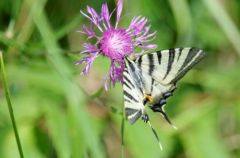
(143, 95), (153, 105)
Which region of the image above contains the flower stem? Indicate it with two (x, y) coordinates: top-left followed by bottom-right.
(120, 108), (125, 158)
(0, 51), (24, 158)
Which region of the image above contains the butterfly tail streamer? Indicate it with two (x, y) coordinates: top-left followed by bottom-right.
(147, 121), (163, 150)
(160, 111), (178, 130)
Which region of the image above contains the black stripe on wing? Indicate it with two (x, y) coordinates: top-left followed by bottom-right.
(148, 53), (154, 75)
(123, 80), (132, 90)
(125, 108), (139, 116)
(124, 98), (132, 103)
(127, 110), (142, 124)
(124, 57), (144, 95)
(123, 90), (139, 103)
(177, 48), (183, 61)
(157, 50), (162, 64)
(150, 78), (154, 93)
(171, 48), (205, 83)
(163, 48), (175, 79)
(125, 57), (136, 73)
(181, 48), (199, 69)
(137, 55), (142, 67)
(123, 69), (135, 88)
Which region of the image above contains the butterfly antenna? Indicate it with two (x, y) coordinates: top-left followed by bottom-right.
(147, 120), (163, 150)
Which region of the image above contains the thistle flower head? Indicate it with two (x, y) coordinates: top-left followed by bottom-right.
(77, 0), (157, 90)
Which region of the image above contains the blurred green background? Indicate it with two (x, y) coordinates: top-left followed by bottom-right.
(0, 0), (240, 158)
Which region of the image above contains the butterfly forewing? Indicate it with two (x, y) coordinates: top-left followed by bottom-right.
(136, 48), (205, 85)
(123, 57), (145, 124)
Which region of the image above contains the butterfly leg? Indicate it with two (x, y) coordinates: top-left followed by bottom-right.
(141, 113), (149, 123)
(143, 114), (163, 150)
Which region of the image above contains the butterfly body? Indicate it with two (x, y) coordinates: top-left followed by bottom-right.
(142, 74), (176, 105)
(124, 60), (175, 125)
(123, 48), (205, 149)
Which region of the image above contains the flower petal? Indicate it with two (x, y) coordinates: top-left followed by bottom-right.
(109, 60), (124, 85)
(142, 25), (151, 36)
(127, 16), (148, 35)
(80, 10), (91, 20)
(135, 31), (156, 42)
(76, 52), (99, 74)
(80, 43), (99, 54)
(77, 24), (97, 39)
(79, 1), (158, 88)
(101, 3), (111, 28)
(81, 6), (103, 32)
(115, 0), (123, 27)
(87, 6), (99, 24)
(138, 44), (157, 49)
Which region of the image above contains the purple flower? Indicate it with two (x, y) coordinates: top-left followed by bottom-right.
(77, 0), (157, 90)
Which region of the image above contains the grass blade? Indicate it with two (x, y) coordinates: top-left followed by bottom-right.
(25, 0), (105, 157)
(202, 0), (240, 56)
(121, 113), (125, 158)
(0, 51), (24, 158)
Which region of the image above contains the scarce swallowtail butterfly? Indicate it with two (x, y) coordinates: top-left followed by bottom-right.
(123, 48), (205, 149)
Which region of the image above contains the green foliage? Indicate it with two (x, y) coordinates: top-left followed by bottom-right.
(0, 0), (240, 157)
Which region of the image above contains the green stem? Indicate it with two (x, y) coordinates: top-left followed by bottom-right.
(202, 0), (240, 56)
(0, 51), (24, 158)
(120, 108), (125, 158)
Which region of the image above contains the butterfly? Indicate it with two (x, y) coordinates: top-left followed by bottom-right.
(123, 48), (205, 149)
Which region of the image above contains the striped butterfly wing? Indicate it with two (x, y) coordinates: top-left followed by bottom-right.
(123, 58), (165, 149)
(136, 48), (205, 85)
(123, 57), (145, 124)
